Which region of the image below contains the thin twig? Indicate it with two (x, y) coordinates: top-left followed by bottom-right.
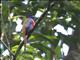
(1, 40), (14, 56)
(0, 33), (14, 56)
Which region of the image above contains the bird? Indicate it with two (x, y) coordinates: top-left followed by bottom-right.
(21, 15), (35, 52)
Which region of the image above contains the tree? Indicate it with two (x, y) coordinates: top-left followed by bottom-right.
(0, 0), (80, 60)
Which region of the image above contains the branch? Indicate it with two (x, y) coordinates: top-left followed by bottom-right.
(0, 33), (14, 56)
(13, 0), (57, 60)
(0, 40), (14, 56)
(13, 8), (49, 60)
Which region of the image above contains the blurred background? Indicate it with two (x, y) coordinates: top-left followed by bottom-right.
(0, 0), (80, 60)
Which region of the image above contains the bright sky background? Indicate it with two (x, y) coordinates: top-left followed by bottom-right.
(22, 0), (29, 5)
(2, 49), (9, 56)
(62, 43), (69, 56)
(15, 18), (23, 32)
(35, 11), (43, 17)
(53, 24), (74, 36)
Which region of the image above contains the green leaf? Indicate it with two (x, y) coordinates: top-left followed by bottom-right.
(55, 46), (61, 59)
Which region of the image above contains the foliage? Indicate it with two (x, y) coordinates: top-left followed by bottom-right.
(1, 0), (80, 60)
